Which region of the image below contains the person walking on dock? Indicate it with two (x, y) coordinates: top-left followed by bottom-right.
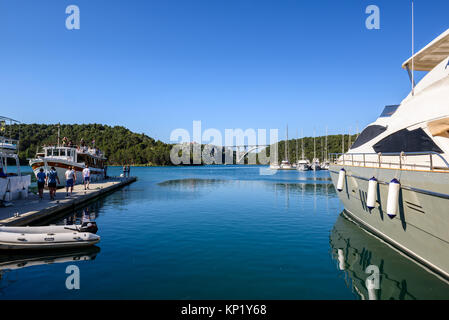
(37, 168), (46, 200)
(83, 165), (91, 190)
(46, 166), (60, 200)
(65, 166), (76, 197)
(122, 165), (127, 178)
(127, 165), (131, 177)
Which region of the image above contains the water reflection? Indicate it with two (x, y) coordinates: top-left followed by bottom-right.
(0, 247), (100, 292)
(330, 212), (449, 300)
(36, 200), (103, 226)
(158, 178), (229, 190)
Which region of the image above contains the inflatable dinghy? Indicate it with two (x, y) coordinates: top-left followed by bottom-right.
(0, 222), (100, 250)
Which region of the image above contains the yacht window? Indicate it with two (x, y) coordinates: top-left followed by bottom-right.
(379, 105), (399, 118)
(350, 125), (387, 149)
(60, 149), (66, 156)
(373, 128), (443, 153)
(67, 150), (71, 157)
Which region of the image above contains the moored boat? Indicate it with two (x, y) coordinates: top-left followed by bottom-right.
(0, 222), (100, 250)
(0, 116), (31, 204)
(329, 28), (449, 279)
(29, 141), (107, 187)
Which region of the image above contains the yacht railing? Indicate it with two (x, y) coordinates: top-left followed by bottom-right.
(330, 151), (449, 171)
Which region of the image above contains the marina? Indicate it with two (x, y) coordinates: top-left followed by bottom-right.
(2, 0), (449, 303)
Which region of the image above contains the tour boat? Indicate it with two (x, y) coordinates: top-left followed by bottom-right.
(329, 28), (449, 279)
(0, 222), (100, 250)
(29, 143), (107, 187)
(0, 116), (31, 205)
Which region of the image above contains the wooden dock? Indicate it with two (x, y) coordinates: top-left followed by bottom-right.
(0, 177), (137, 226)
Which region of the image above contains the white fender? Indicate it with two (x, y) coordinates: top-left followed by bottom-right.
(386, 178), (400, 218)
(337, 169), (346, 192)
(367, 177), (378, 210)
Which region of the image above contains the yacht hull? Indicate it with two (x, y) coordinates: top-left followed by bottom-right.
(30, 159), (104, 188)
(329, 164), (449, 280)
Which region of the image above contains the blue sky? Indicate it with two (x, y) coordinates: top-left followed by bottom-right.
(1, 0), (448, 143)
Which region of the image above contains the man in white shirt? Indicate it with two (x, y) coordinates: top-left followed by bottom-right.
(65, 166), (76, 196)
(82, 165), (91, 190)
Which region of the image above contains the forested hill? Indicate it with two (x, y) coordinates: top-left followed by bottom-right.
(5, 123), (359, 166)
(7, 124), (172, 165)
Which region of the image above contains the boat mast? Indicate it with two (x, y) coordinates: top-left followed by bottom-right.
(325, 127), (328, 161)
(296, 129), (298, 163)
(313, 129), (316, 160)
(301, 129), (305, 160)
(285, 124), (289, 162)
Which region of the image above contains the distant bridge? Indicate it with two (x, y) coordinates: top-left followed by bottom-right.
(222, 144), (271, 163)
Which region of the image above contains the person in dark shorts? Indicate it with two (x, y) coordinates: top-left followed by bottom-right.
(65, 166), (76, 196)
(46, 167), (60, 200)
(36, 168), (46, 200)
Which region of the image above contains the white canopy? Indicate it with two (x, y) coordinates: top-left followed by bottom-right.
(402, 28), (449, 71)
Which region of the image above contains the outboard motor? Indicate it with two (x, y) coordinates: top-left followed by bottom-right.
(80, 221), (98, 234)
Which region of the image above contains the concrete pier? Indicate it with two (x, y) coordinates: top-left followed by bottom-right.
(0, 177), (136, 226)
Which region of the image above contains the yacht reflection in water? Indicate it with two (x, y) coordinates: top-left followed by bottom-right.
(330, 212), (449, 300)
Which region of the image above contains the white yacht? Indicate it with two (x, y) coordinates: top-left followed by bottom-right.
(310, 132), (321, 171)
(0, 117), (31, 205)
(329, 28), (449, 279)
(296, 159), (310, 171)
(310, 158), (321, 171)
(277, 125), (295, 170)
(280, 160), (294, 170)
(296, 134), (310, 171)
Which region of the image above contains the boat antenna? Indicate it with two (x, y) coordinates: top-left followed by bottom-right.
(412, 0), (415, 96)
(57, 122), (60, 147)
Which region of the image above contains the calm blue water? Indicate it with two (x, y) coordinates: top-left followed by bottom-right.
(1, 166), (448, 299)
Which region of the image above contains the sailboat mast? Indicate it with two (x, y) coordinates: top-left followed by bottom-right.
(313, 129), (316, 160)
(301, 129), (305, 160)
(285, 124), (288, 161)
(325, 127), (328, 161)
(296, 129), (298, 163)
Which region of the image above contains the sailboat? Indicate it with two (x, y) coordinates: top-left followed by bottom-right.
(321, 127), (330, 170)
(280, 125), (294, 170)
(310, 130), (321, 171)
(296, 130), (310, 171)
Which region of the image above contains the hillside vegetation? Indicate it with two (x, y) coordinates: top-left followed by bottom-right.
(4, 123), (358, 165)
(6, 124), (172, 165)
